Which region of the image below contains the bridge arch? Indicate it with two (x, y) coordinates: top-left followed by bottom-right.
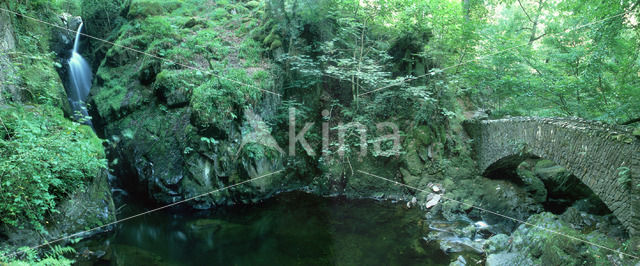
(463, 117), (640, 237)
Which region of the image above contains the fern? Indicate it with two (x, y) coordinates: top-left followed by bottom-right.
(0, 245), (75, 266)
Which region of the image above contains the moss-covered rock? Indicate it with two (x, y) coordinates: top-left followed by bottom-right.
(153, 69), (200, 107)
(403, 140), (424, 176)
(91, 0), (286, 208)
(486, 212), (631, 266)
(81, 0), (129, 39)
(516, 162), (547, 203)
(49, 168), (116, 239)
(483, 233), (510, 254)
(435, 176), (542, 232)
(0, 2), (18, 105)
(92, 64), (150, 121)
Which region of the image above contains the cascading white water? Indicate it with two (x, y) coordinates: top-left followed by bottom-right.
(67, 22), (92, 122)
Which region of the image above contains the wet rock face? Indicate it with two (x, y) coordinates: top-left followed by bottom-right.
(0, 2), (18, 103)
(505, 159), (614, 218)
(425, 203), (632, 266)
(50, 13), (82, 58)
(103, 105), (287, 207)
(49, 169), (117, 239)
(0, 5), (14, 51)
(532, 160), (611, 214)
(515, 161), (547, 203)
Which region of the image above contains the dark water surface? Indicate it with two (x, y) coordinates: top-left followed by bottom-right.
(74, 192), (454, 265)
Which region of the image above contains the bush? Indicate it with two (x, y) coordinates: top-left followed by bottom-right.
(0, 245), (76, 266)
(0, 105), (106, 230)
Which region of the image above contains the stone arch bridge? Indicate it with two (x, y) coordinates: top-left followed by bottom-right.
(463, 117), (640, 237)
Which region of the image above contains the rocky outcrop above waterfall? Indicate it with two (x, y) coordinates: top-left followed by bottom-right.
(80, 0), (129, 39)
(80, 0), (130, 71)
(50, 13), (83, 58)
(1, 5), (75, 115)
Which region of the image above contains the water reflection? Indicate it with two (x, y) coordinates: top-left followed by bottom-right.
(74, 192), (458, 265)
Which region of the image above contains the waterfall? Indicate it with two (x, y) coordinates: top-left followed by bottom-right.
(67, 22), (92, 123)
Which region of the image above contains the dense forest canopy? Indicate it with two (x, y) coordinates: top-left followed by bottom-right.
(5, 0), (639, 121)
(239, 0), (640, 124)
(335, 0), (640, 122)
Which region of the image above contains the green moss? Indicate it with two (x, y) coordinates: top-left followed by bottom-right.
(93, 67), (131, 118)
(190, 65), (269, 131)
(263, 30), (276, 45)
(212, 7), (229, 20)
(128, 0), (182, 18)
(413, 125), (433, 147)
(4, 9), (70, 111)
(270, 39), (283, 50)
(153, 70), (203, 107)
(216, 0), (231, 7)
(94, 0), (272, 125)
(239, 38), (264, 64)
(246, 1), (261, 9)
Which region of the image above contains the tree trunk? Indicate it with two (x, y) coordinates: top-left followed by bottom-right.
(528, 0), (545, 44)
(463, 0), (470, 22)
(621, 117), (640, 125)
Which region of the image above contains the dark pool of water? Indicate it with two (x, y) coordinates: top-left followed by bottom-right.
(73, 191), (455, 265)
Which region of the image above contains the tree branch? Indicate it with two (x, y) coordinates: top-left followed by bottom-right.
(529, 31), (548, 42)
(517, 0), (534, 23)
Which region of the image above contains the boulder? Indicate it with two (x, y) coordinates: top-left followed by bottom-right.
(483, 233), (510, 254)
(485, 212), (628, 265)
(486, 252), (533, 266)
